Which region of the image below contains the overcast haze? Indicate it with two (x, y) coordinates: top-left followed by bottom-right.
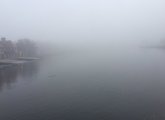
(1, 1), (165, 120)
(0, 0), (165, 49)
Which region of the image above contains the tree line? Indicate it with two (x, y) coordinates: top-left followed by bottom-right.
(0, 37), (37, 59)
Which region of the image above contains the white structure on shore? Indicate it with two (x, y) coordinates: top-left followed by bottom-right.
(0, 37), (17, 59)
(0, 37), (37, 59)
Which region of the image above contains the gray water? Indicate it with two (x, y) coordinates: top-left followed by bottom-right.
(0, 47), (165, 120)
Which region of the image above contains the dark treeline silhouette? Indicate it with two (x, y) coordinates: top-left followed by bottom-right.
(0, 37), (37, 59)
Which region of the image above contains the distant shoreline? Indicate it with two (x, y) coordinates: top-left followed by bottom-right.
(0, 57), (40, 69)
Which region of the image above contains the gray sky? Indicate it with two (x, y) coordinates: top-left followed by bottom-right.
(0, 0), (165, 47)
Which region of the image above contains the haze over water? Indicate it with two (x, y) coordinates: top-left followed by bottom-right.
(0, 0), (165, 120)
(0, 46), (165, 120)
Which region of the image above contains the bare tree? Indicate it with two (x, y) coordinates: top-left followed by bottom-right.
(16, 39), (37, 57)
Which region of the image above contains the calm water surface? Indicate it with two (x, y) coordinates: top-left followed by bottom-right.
(0, 47), (165, 120)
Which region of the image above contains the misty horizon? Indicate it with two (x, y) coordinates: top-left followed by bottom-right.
(0, 0), (165, 120)
(0, 0), (165, 50)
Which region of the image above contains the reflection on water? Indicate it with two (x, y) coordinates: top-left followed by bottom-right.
(18, 62), (39, 78)
(0, 62), (39, 92)
(1, 48), (165, 120)
(0, 66), (18, 91)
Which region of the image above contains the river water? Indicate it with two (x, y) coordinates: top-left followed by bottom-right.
(0, 46), (165, 120)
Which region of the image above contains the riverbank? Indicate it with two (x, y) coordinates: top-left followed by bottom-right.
(0, 57), (40, 69)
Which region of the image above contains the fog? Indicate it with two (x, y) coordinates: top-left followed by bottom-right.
(1, 1), (165, 120)
(0, 0), (165, 51)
